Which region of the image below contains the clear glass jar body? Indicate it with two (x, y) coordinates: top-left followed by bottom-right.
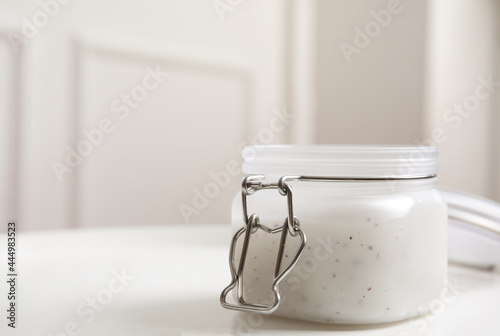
(230, 147), (448, 324)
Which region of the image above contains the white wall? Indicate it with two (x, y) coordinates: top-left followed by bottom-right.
(316, 0), (500, 202)
(0, 0), (499, 231)
(0, 0), (291, 230)
(425, 0), (500, 200)
(316, 0), (427, 145)
(0, 18), (23, 234)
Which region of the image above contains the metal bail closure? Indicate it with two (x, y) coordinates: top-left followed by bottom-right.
(220, 175), (307, 314)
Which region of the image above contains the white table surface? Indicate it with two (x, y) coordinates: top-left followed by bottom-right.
(1, 224), (500, 336)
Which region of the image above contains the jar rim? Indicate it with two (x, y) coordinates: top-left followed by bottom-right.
(242, 145), (438, 178)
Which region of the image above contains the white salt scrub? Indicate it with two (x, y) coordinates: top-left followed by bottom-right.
(223, 145), (447, 324)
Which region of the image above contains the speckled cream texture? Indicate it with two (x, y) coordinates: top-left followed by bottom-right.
(232, 182), (447, 324)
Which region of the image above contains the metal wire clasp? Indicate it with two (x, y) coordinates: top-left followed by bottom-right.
(220, 175), (307, 314)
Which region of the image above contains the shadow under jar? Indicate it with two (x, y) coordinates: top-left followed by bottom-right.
(221, 145), (447, 324)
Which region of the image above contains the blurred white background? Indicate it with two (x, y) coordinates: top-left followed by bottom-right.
(0, 0), (499, 231)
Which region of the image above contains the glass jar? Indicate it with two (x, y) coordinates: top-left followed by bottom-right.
(221, 145), (448, 324)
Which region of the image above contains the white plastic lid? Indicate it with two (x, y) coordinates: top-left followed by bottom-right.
(440, 187), (500, 270)
(242, 145), (438, 178)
